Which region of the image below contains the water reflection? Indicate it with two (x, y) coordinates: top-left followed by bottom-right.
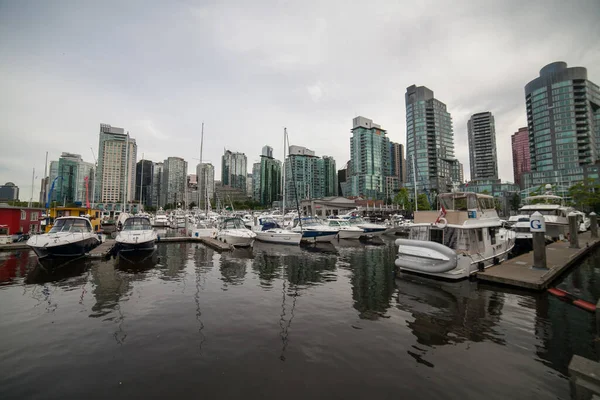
(0, 251), (38, 284)
(219, 248), (253, 288)
(114, 249), (159, 273)
(155, 242), (189, 280)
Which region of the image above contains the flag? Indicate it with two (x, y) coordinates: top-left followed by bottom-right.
(435, 205), (447, 223)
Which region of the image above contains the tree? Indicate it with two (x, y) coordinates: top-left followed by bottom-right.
(145, 206), (157, 213)
(510, 193), (521, 212)
(393, 187), (413, 212)
(417, 193), (431, 211)
(568, 179), (600, 213)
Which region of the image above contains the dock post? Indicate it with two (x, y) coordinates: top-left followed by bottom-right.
(591, 212), (598, 239)
(569, 212), (580, 249)
(530, 211), (547, 270)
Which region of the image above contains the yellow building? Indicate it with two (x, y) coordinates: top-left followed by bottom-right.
(45, 207), (102, 232)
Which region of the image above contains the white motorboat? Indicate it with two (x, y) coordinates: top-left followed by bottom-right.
(188, 219), (218, 239)
(340, 216), (387, 237)
(324, 218), (364, 239)
(27, 217), (100, 258)
(153, 208), (169, 227)
(291, 217), (338, 243)
(115, 216), (157, 253)
(252, 217), (302, 245)
(216, 217), (256, 247)
(510, 193), (576, 241)
(395, 192), (515, 280)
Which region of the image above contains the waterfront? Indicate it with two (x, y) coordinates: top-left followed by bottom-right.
(1, 239), (599, 399)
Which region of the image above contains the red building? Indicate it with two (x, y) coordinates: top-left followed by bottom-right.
(512, 127), (530, 188)
(0, 205), (45, 235)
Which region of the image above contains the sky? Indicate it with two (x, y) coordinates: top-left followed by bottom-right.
(1, 0), (599, 201)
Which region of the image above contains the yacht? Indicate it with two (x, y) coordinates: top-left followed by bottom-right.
(115, 216), (157, 252)
(251, 217), (302, 245)
(340, 216), (387, 237)
(188, 218), (218, 239)
(27, 217), (100, 258)
(394, 192), (515, 280)
(153, 208), (170, 227)
(509, 192), (576, 241)
(216, 217), (256, 247)
(291, 217), (338, 243)
(324, 218), (364, 239)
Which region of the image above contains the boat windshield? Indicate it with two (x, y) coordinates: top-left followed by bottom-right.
(409, 226), (480, 254)
(222, 218), (245, 229)
(49, 219), (92, 233)
(344, 217), (366, 224)
(123, 218), (152, 231)
(439, 193), (479, 211)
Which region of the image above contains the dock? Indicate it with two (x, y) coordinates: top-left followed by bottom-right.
(157, 236), (233, 251)
(87, 239), (116, 259)
(477, 231), (600, 290)
(0, 243), (30, 252)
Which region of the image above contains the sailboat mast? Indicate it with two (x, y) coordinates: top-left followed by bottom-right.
(282, 127), (286, 214)
(123, 132), (129, 212)
(200, 122), (204, 211)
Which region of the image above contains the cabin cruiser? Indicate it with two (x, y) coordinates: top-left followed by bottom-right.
(27, 217), (100, 258)
(115, 216), (157, 252)
(395, 192), (515, 280)
(291, 217), (338, 243)
(340, 216), (387, 237)
(324, 218), (364, 239)
(251, 217), (302, 245)
(509, 194), (576, 240)
(188, 219), (218, 239)
(216, 217), (256, 247)
(153, 208), (169, 227)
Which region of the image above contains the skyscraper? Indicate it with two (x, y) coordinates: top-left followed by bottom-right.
(259, 151), (281, 206)
(135, 160), (154, 208)
(96, 124), (137, 203)
(511, 127), (530, 188)
(523, 61), (600, 189)
(50, 152), (94, 205)
(152, 162), (163, 207)
(467, 112), (498, 180)
(322, 156), (337, 197)
(389, 142), (406, 184)
(405, 85), (460, 195)
(349, 116), (390, 199)
(221, 149), (247, 192)
(252, 162), (261, 202)
(284, 145), (325, 205)
(262, 145), (273, 158)
(161, 157), (187, 206)
(196, 163), (215, 210)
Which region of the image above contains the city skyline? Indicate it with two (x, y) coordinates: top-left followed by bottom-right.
(1, 1), (599, 198)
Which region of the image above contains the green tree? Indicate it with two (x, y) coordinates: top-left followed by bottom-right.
(393, 187), (413, 212)
(569, 179), (600, 213)
(417, 193), (431, 211)
(510, 193), (521, 211)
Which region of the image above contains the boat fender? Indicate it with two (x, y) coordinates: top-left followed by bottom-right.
(477, 262), (484, 272)
(493, 257), (499, 265)
(435, 218), (448, 229)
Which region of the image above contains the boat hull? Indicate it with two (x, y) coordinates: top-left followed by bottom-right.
(29, 237), (100, 259)
(117, 240), (156, 252)
(255, 230), (302, 245)
(217, 231), (256, 247)
(300, 230), (338, 243)
(337, 229), (364, 240)
(190, 228), (218, 239)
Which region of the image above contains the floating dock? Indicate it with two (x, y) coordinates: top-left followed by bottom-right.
(477, 231), (600, 290)
(157, 236), (232, 251)
(87, 240), (116, 259)
(0, 243), (30, 252)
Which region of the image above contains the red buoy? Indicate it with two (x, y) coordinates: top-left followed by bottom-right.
(548, 287), (597, 313)
(548, 287), (569, 298)
(573, 299), (597, 313)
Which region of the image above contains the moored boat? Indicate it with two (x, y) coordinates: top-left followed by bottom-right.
(252, 217), (302, 245)
(291, 217), (338, 243)
(323, 218), (364, 239)
(27, 217), (100, 259)
(216, 217), (256, 247)
(115, 216), (157, 253)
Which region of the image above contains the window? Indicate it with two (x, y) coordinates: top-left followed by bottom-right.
(29, 224), (37, 234)
(476, 229), (483, 242)
(20, 210), (26, 220)
(30, 212), (38, 221)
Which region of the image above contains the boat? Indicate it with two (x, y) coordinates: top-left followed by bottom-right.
(394, 192), (515, 280)
(115, 216), (157, 253)
(291, 217), (339, 243)
(188, 219), (218, 239)
(216, 217), (256, 247)
(26, 216), (101, 259)
(323, 218), (364, 239)
(509, 192), (576, 241)
(153, 208), (169, 227)
(340, 215), (387, 237)
(252, 217), (302, 245)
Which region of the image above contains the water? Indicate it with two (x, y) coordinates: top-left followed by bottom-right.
(1, 239), (598, 399)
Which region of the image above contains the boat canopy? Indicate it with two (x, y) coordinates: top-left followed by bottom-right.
(123, 217), (152, 231)
(221, 218), (246, 229)
(48, 217), (93, 233)
(438, 192), (495, 212)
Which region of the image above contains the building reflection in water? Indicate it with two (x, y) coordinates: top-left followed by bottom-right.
(0, 251), (38, 285)
(155, 243), (189, 280)
(219, 247), (253, 289)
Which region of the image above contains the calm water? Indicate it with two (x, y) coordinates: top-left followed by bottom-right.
(1, 239), (599, 400)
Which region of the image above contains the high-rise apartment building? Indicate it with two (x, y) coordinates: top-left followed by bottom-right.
(135, 160), (154, 208)
(284, 145), (325, 205)
(152, 162), (163, 207)
(349, 116), (390, 199)
(405, 85), (461, 195)
(259, 152), (281, 206)
(161, 157), (187, 206)
(262, 145), (273, 158)
(467, 112), (498, 180)
(322, 156), (337, 197)
(511, 127), (531, 188)
(222, 150), (247, 192)
(389, 142), (406, 184)
(49, 152), (94, 204)
(523, 62), (600, 189)
(96, 124), (137, 203)
(252, 162), (261, 202)
(196, 163), (215, 210)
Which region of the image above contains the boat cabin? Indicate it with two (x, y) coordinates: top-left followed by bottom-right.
(414, 192), (498, 225)
(408, 224), (506, 255)
(46, 207), (101, 232)
(122, 217), (152, 231)
(48, 217), (94, 234)
(220, 217), (246, 230)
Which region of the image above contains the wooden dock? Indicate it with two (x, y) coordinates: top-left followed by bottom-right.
(87, 240), (116, 259)
(477, 231), (600, 290)
(0, 243), (30, 252)
(157, 236), (232, 251)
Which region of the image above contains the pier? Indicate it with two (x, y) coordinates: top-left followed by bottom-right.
(87, 240), (116, 259)
(477, 231), (600, 290)
(0, 243), (30, 252)
(157, 236), (233, 251)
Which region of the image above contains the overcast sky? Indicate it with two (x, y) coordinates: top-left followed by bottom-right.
(1, 0), (599, 200)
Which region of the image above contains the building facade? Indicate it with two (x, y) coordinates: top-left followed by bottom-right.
(48, 153), (95, 205)
(405, 85), (461, 197)
(152, 162), (163, 208)
(222, 150), (247, 192)
(284, 145), (325, 205)
(252, 162), (261, 202)
(389, 142), (406, 185)
(0, 182), (19, 202)
(135, 160), (154, 208)
(522, 61), (600, 189)
(196, 163), (215, 210)
(0, 205), (44, 234)
(161, 157), (188, 207)
(259, 154), (281, 206)
(511, 127), (531, 188)
(467, 111), (498, 180)
(96, 124), (137, 204)
(323, 156), (337, 197)
(349, 116), (390, 200)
